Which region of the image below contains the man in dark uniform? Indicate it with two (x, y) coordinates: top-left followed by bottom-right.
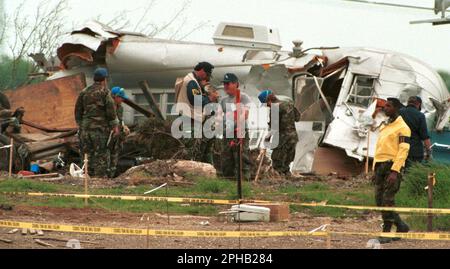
(75, 68), (119, 177)
(399, 96), (432, 168)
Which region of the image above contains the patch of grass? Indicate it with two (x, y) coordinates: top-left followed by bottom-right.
(192, 178), (252, 199)
(397, 162), (450, 231)
(3, 171), (448, 231)
(0, 179), (60, 193)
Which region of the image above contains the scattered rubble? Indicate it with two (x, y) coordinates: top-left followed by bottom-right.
(0, 238), (13, 244)
(118, 160), (217, 186)
(34, 239), (55, 247)
(0, 204), (13, 211)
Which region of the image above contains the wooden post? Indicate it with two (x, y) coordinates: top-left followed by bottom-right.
(427, 173), (435, 232)
(146, 216), (150, 249)
(84, 154), (89, 207)
(326, 225), (332, 249)
(254, 149), (266, 182)
(8, 138), (14, 178)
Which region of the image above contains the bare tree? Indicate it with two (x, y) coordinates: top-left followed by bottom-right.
(5, 0), (68, 85)
(97, 0), (210, 40)
(2, 0), (208, 89)
(0, 0), (6, 48)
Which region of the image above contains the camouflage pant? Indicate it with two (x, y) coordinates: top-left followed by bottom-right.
(108, 135), (125, 178)
(271, 133), (298, 175)
(182, 120), (215, 165)
(80, 129), (111, 178)
(221, 137), (251, 181)
(374, 161), (403, 223)
(183, 137), (215, 165)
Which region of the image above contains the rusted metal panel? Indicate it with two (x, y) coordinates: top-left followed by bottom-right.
(4, 73), (86, 132)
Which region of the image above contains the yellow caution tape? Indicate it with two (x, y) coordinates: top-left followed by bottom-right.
(288, 201), (450, 215)
(2, 192), (270, 205)
(1, 219), (450, 241)
(3, 192), (450, 215)
(0, 220), (326, 238)
(295, 203), (450, 215)
(332, 231), (450, 241)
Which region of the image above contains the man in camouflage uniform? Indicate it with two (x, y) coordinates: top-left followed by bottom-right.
(108, 87), (130, 178)
(0, 107), (25, 134)
(75, 68), (119, 178)
(259, 90), (300, 175)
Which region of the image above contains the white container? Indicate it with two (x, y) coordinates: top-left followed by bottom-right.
(230, 205), (270, 222)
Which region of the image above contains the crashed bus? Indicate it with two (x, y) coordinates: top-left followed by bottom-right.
(2, 21), (449, 175)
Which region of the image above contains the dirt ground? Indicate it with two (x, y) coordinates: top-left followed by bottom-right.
(1, 205), (450, 249)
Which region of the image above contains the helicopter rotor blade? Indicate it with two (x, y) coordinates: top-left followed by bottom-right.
(342, 0), (434, 11)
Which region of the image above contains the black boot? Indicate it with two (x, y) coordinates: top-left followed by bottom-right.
(395, 216), (410, 233)
(392, 216), (409, 241)
(378, 221), (393, 244)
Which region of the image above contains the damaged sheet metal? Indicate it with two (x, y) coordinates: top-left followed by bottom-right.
(319, 48), (449, 167)
(292, 121), (325, 173)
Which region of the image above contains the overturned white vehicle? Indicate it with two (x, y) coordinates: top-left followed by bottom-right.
(44, 21), (449, 174)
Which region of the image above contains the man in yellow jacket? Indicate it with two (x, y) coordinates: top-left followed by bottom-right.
(373, 98), (411, 244)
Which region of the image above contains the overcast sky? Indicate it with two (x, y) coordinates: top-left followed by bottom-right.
(4, 0), (450, 71)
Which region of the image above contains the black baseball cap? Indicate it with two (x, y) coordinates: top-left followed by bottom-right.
(194, 62), (214, 75)
(387, 97), (403, 109)
(222, 73), (239, 83)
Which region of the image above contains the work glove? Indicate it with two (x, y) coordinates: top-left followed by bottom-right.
(113, 126), (120, 137)
(424, 149), (433, 162)
(123, 125), (131, 136)
(387, 171), (399, 186)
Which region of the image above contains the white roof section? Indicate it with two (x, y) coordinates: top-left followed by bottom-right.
(213, 22), (282, 51)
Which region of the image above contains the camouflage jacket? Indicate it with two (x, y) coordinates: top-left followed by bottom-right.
(75, 82), (119, 131)
(271, 101), (301, 135)
(116, 104), (124, 125)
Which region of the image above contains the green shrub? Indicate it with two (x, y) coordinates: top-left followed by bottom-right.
(401, 162), (450, 202)
(398, 162), (450, 231)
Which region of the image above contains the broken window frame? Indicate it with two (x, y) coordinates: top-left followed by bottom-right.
(133, 90), (176, 123)
(345, 74), (377, 108)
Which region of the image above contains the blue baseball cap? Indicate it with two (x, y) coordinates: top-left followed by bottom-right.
(258, 90), (273, 104)
(94, 67), (109, 80)
(111, 86), (128, 100)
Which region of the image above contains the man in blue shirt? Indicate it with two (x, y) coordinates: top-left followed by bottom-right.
(399, 96), (432, 168)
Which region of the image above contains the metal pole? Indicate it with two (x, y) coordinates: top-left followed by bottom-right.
(365, 131), (370, 175)
(427, 173), (435, 232)
(166, 182), (170, 225)
(8, 138), (13, 177)
(236, 89), (243, 200)
(238, 139), (243, 199)
(84, 154), (89, 207)
(313, 76), (334, 116)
